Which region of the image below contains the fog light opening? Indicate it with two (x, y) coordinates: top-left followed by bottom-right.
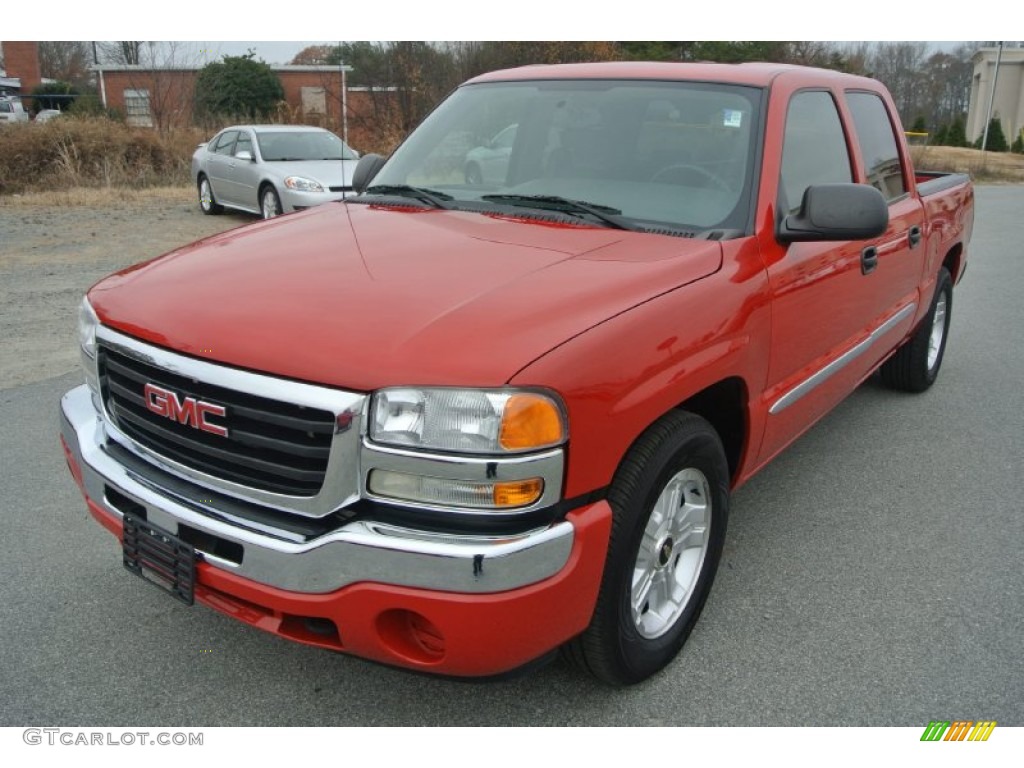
(376, 609), (446, 665)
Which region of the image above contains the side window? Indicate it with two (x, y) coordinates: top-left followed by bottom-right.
(780, 91), (852, 213)
(234, 133), (253, 157)
(124, 89), (152, 127)
(846, 91), (907, 201)
(213, 131), (238, 155)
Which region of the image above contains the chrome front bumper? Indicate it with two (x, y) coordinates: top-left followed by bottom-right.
(61, 384), (574, 595)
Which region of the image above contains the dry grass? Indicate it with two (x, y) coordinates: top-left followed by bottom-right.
(911, 145), (1024, 183)
(0, 117), (206, 195)
(0, 184), (194, 208)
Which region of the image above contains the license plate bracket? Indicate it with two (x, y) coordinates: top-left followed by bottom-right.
(122, 512), (196, 605)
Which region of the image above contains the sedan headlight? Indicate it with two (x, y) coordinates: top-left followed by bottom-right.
(78, 297), (99, 359)
(284, 176), (325, 193)
(370, 388), (566, 455)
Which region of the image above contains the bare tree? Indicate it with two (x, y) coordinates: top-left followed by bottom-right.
(96, 41), (145, 66)
(106, 42), (202, 132)
(37, 41), (93, 89)
(865, 42), (931, 123)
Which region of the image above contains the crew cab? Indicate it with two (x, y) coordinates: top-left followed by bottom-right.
(60, 62), (973, 685)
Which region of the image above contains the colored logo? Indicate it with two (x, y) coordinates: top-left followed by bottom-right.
(920, 721), (996, 742)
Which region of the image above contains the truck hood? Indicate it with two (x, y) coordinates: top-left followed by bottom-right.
(89, 203), (722, 390)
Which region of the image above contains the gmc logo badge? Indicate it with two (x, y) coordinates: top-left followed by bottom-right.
(143, 383), (229, 437)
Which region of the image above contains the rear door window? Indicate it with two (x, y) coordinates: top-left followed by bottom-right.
(846, 91), (907, 201)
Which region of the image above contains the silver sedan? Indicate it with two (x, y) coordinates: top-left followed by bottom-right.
(192, 125), (360, 219)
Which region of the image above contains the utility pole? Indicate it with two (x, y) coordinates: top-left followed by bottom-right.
(980, 41), (1004, 151)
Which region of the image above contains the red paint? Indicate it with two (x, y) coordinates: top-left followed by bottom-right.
(72, 63), (973, 675)
(82, 496), (611, 677)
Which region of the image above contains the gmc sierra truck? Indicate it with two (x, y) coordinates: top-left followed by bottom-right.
(60, 62), (973, 685)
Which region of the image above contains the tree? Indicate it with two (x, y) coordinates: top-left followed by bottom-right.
(976, 116), (1009, 152)
(910, 116), (927, 134)
(31, 81), (80, 112)
(194, 53), (284, 119)
(290, 45), (335, 66)
(98, 41), (144, 65)
(37, 41), (92, 90)
(946, 116), (968, 148)
(1012, 130), (1024, 154)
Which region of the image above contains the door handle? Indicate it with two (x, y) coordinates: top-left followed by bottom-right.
(861, 246), (878, 275)
(908, 226), (922, 248)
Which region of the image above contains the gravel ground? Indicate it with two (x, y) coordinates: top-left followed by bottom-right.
(0, 190), (249, 390)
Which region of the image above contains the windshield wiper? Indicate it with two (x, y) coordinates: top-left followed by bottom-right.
(480, 194), (640, 231)
(363, 184), (453, 209)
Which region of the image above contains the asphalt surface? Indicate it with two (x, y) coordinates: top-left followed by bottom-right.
(2, 186), (1022, 726)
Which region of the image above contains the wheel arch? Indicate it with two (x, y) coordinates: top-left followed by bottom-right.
(674, 377), (748, 484)
(943, 242), (963, 285)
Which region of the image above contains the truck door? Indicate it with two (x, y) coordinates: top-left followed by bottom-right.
(757, 89), (917, 464)
(843, 89), (926, 332)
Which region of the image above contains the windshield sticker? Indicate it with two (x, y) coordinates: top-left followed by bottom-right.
(723, 109), (743, 128)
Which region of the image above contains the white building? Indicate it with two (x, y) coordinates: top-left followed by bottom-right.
(967, 45), (1024, 147)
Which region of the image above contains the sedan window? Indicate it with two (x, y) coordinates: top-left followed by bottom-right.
(212, 131), (239, 155)
(234, 133), (253, 157)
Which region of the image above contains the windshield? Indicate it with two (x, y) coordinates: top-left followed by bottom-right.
(256, 131), (358, 161)
(372, 79), (763, 232)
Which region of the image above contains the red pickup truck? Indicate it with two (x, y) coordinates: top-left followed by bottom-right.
(60, 62), (973, 685)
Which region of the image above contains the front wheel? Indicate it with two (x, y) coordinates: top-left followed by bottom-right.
(564, 410), (729, 685)
(260, 186), (282, 219)
(881, 267), (953, 392)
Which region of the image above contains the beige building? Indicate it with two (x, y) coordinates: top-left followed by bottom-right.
(967, 45), (1024, 147)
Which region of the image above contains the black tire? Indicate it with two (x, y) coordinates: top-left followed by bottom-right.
(564, 410), (729, 685)
(197, 175), (223, 215)
(881, 267), (953, 393)
(464, 163), (483, 185)
(260, 185), (282, 219)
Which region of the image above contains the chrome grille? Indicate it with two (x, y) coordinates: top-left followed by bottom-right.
(99, 344), (334, 496)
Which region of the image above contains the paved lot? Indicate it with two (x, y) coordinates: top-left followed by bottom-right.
(1, 186), (1022, 726)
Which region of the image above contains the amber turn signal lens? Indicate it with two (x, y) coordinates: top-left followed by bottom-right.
(499, 393), (565, 451)
(493, 478), (544, 508)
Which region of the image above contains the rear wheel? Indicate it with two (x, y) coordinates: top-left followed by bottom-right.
(881, 267), (953, 392)
(564, 410), (729, 685)
(197, 175), (223, 215)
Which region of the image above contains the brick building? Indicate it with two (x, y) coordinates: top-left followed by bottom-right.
(0, 41), (42, 96)
(95, 63), (386, 148)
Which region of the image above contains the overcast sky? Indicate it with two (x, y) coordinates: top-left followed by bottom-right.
(5, 0), (1000, 51)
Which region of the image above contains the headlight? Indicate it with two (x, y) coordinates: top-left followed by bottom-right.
(370, 388), (566, 455)
(78, 297), (99, 358)
(284, 176), (325, 193)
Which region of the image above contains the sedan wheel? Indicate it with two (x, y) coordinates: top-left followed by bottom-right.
(261, 186), (282, 219)
(197, 176), (223, 215)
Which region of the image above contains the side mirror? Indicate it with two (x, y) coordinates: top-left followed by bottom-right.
(235, 150), (254, 162)
(352, 153), (387, 194)
(777, 183), (888, 243)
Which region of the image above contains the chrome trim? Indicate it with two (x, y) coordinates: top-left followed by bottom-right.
(95, 326), (366, 518)
(360, 440), (564, 514)
(62, 385), (575, 594)
(770, 302), (917, 414)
